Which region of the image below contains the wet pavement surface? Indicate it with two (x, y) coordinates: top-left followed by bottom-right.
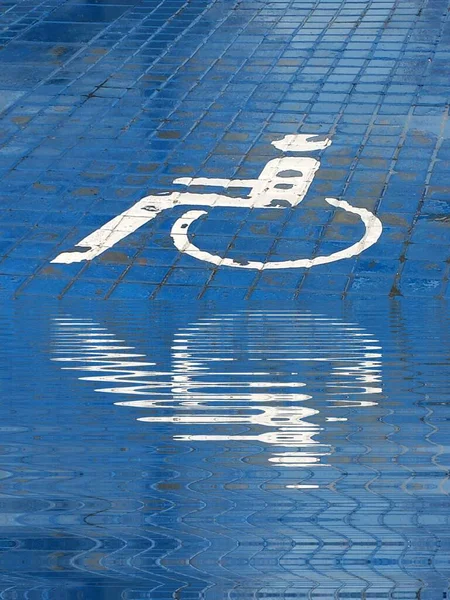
(0, 0), (449, 299)
(1, 0), (450, 598)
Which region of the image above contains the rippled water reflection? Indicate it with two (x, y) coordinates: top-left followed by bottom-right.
(52, 312), (383, 471)
(1, 299), (449, 599)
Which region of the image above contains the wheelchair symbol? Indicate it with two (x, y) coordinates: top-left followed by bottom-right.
(52, 134), (382, 269)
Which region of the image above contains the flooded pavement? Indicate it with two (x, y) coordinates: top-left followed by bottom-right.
(1, 297), (449, 599)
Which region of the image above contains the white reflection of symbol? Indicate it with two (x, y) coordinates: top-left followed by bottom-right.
(51, 135), (382, 269)
(51, 312), (382, 470)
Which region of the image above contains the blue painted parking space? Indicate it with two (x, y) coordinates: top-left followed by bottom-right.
(1, 1), (450, 599)
(0, 0), (449, 300)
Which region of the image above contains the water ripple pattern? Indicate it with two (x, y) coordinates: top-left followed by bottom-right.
(52, 312), (383, 470)
(0, 299), (449, 599)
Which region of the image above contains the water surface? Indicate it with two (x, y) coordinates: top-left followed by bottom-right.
(1, 298), (449, 599)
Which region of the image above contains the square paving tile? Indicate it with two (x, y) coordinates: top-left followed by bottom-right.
(0, 43), (80, 66)
(20, 23), (105, 43)
(0, 91), (25, 113)
(0, 67), (54, 90)
(46, 4), (130, 23)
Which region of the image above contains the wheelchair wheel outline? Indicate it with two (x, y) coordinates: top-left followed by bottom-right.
(170, 198), (382, 270)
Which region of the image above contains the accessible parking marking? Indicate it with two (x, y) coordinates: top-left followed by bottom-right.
(52, 134), (382, 269)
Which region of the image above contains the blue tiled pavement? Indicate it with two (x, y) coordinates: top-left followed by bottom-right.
(1, 3), (450, 599)
(0, 0), (449, 300)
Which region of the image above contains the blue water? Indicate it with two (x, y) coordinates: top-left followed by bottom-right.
(1, 297), (449, 599)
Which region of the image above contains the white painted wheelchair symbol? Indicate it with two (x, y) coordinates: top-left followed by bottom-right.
(52, 134), (382, 269)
